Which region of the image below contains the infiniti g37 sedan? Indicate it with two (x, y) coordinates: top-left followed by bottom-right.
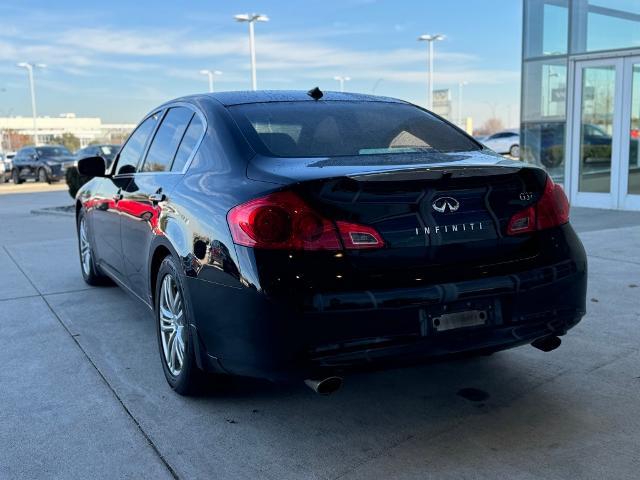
(75, 90), (587, 395)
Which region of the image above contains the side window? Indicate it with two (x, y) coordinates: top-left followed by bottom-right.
(114, 113), (159, 175)
(141, 107), (193, 172)
(171, 114), (205, 172)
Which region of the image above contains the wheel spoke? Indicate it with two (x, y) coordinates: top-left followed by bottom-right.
(167, 330), (176, 370)
(160, 303), (173, 321)
(175, 335), (184, 366)
(172, 291), (181, 314)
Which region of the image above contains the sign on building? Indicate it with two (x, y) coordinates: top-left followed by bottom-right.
(432, 89), (452, 120)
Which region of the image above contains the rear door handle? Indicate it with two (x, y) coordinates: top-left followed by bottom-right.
(149, 193), (166, 204)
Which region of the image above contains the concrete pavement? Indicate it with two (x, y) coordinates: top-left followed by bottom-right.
(1, 190), (639, 479)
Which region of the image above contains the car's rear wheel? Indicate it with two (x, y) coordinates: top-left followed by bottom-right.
(156, 256), (204, 395)
(77, 211), (110, 286)
(12, 170), (23, 184)
(509, 144), (520, 158)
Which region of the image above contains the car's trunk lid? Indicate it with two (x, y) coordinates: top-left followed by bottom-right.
(247, 151), (549, 291)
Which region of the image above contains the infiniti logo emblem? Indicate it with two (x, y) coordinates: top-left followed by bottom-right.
(432, 196), (460, 213)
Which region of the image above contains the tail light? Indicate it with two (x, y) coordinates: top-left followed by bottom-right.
(227, 191), (384, 250)
(507, 177), (569, 235)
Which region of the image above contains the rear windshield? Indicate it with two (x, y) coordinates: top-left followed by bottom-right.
(229, 101), (480, 158)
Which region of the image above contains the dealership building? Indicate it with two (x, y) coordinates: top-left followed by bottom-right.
(521, 0), (640, 210)
(0, 114), (135, 152)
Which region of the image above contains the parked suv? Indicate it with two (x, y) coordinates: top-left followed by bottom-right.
(74, 144), (120, 168)
(11, 145), (75, 184)
(65, 144), (121, 198)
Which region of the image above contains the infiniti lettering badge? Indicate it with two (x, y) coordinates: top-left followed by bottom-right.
(432, 196), (460, 213)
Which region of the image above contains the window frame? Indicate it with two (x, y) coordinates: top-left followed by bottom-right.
(135, 102), (207, 176)
(109, 110), (163, 178)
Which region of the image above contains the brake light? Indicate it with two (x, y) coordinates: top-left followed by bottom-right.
(227, 191), (385, 250)
(507, 177), (569, 235)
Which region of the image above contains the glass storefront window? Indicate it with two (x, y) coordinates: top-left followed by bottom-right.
(524, 0), (569, 58)
(521, 58), (568, 183)
(571, 0), (640, 53)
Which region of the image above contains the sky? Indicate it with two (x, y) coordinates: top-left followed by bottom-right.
(0, 0), (523, 128)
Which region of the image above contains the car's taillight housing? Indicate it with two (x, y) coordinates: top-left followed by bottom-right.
(227, 191), (385, 250)
(507, 177), (570, 235)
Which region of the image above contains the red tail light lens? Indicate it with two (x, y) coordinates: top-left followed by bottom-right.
(227, 191), (385, 250)
(507, 177), (569, 236)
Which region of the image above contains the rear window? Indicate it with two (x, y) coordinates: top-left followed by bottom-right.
(229, 101), (480, 158)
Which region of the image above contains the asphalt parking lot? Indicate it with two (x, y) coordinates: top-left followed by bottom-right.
(1, 190), (639, 480)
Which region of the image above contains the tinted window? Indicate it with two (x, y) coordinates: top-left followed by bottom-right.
(171, 114), (204, 172)
(141, 107), (193, 172)
(229, 102), (480, 158)
(115, 113), (159, 175)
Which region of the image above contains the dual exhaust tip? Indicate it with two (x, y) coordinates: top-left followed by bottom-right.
(304, 376), (343, 395)
(304, 336), (562, 394)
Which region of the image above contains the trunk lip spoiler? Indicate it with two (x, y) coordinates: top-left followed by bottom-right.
(246, 150), (539, 184)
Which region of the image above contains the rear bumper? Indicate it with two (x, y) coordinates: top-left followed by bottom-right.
(186, 256), (587, 382)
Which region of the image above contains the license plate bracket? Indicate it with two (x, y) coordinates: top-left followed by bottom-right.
(419, 299), (500, 336)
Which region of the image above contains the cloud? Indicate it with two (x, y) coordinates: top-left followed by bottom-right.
(57, 28), (179, 56)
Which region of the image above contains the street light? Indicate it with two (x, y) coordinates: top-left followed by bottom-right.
(234, 13), (269, 91)
(199, 69), (222, 93)
(17, 62), (46, 145)
(333, 76), (351, 92)
(458, 81), (468, 127)
(417, 34), (444, 110)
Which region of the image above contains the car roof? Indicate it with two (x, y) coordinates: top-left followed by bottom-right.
(176, 90), (407, 107)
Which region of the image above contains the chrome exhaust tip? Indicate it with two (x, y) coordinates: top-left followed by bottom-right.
(304, 376), (343, 395)
(531, 335), (562, 352)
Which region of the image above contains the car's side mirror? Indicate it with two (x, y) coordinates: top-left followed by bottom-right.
(77, 156), (107, 177)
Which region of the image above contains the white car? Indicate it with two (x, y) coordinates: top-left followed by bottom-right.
(0, 152), (16, 182)
(482, 131), (520, 158)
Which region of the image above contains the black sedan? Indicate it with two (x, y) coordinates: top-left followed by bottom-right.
(11, 145), (76, 183)
(75, 90), (587, 395)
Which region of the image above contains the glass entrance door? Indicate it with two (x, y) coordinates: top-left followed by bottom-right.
(569, 56), (640, 210)
(569, 59), (623, 209)
(620, 57), (640, 210)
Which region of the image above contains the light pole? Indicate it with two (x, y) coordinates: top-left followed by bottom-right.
(458, 81), (468, 127)
(17, 62), (46, 145)
(333, 76), (351, 92)
(417, 34), (444, 110)
(199, 69), (222, 93)
(234, 13), (269, 91)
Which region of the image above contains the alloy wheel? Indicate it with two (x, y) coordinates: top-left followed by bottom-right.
(159, 274), (186, 376)
(79, 218), (92, 276)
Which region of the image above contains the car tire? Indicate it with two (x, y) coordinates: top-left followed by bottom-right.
(12, 169), (23, 184)
(38, 168), (51, 184)
(77, 210), (111, 286)
(155, 256), (205, 396)
(509, 144), (520, 158)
